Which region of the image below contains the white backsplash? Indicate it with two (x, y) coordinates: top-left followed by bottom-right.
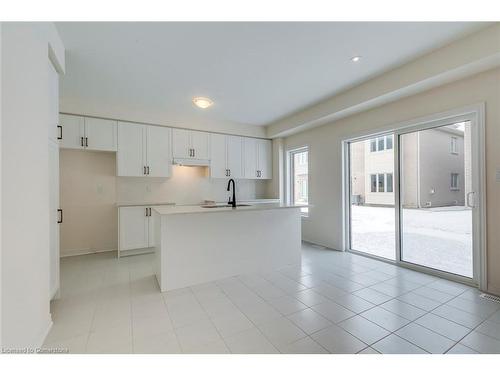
(116, 165), (269, 205)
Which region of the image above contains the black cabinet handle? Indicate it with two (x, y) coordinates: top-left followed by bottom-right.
(85, 137), (88, 147)
(193, 149), (195, 158)
(143, 166), (146, 175)
(57, 209), (63, 224)
(80, 137), (84, 147)
(57, 125), (62, 140)
(145, 207), (148, 217)
(147, 166), (150, 175)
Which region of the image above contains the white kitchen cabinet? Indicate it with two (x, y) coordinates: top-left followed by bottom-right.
(243, 138), (272, 179)
(257, 139), (272, 179)
(84, 117), (117, 151)
(146, 125), (172, 178)
(117, 122), (172, 177)
(118, 205), (162, 256)
(210, 134), (243, 179)
(243, 137), (258, 179)
(210, 134), (227, 178)
(172, 128), (210, 160)
(118, 206), (150, 253)
(59, 114), (84, 149)
(59, 114), (117, 151)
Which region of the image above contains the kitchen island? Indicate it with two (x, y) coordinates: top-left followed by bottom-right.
(152, 203), (304, 291)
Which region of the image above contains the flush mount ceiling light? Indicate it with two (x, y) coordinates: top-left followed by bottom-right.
(192, 97), (214, 109)
(350, 56), (361, 62)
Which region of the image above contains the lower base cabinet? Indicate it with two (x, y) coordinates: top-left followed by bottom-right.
(118, 206), (156, 257)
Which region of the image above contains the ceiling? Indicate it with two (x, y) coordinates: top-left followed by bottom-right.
(57, 22), (488, 129)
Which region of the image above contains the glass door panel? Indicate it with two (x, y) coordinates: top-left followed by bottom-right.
(399, 122), (473, 277)
(349, 135), (396, 260)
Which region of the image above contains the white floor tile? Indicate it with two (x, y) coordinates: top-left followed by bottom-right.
(474, 319), (500, 341)
(175, 320), (221, 349)
(257, 317), (307, 346)
(311, 325), (367, 353)
(211, 311), (255, 338)
(311, 301), (356, 323)
(329, 293), (375, 313)
(395, 323), (455, 353)
(353, 288), (392, 305)
(133, 331), (181, 354)
(293, 289), (330, 307)
(357, 347), (380, 354)
(338, 315), (390, 345)
(373, 334), (427, 354)
(446, 343), (479, 354)
(361, 306), (410, 332)
(411, 286), (456, 303)
(267, 295), (308, 315)
(415, 313), (471, 341)
(459, 331), (500, 353)
(397, 292), (441, 311)
(224, 327), (279, 354)
(433, 304), (485, 329)
(446, 296), (500, 319)
(287, 308), (332, 334)
(278, 336), (328, 354)
(379, 299), (426, 321)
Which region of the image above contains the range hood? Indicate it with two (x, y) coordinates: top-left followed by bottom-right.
(172, 158), (210, 167)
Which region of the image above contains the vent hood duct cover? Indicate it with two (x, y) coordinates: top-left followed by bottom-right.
(173, 158), (210, 167)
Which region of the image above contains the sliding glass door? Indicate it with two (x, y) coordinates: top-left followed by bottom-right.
(346, 113), (481, 283)
(399, 122), (474, 278)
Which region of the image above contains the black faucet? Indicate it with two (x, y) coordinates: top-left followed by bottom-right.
(227, 179), (236, 208)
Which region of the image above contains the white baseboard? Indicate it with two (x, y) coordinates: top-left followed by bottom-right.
(60, 248), (116, 258)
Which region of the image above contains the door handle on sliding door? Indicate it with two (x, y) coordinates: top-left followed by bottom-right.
(57, 209), (63, 224)
(466, 191), (476, 208)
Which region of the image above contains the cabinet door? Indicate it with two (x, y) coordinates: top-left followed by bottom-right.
(257, 139), (272, 179)
(146, 126), (172, 178)
(48, 140), (60, 299)
(243, 137), (258, 179)
(60, 114), (85, 149)
(117, 122), (146, 177)
(172, 128), (191, 159)
(210, 133), (227, 178)
(191, 130), (210, 159)
(119, 207), (149, 251)
(226, 136), (243, 179)
(84, 117), (117, 151)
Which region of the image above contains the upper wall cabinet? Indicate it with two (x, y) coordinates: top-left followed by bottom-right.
(59, 114), (117, 151)
(117, 122), (172, 178)
(210, 134), (243, 179)
(243, 138), (272, 179)
(172, 129), (210, 160)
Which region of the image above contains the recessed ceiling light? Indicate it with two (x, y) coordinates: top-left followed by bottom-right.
(192, 97), (214, 109)
(351, 56), (361, 62)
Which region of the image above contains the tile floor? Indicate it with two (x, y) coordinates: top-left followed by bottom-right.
(42, 243), (500, 354)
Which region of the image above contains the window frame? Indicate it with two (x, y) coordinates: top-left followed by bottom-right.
(451, 173), (460, 191)
(287, 146), (309, 217)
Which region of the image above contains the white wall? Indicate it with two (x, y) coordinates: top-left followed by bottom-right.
(281, 67), (500, 295)
(1, 22), (64, 348)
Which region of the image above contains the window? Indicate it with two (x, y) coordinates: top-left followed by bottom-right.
(370, 174), (377, 192)
(451, 137), (458, 154)
(370, 135), (393, 152)
(370, 173), (392, 193)
(377, 173), (385, 192)
(451, 173), (459, 190)
(386, 135), (393, 150)
(386, 173), (393, 192)
(288, 147), (309, 215)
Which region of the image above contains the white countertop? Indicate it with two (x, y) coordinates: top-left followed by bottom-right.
(116, 202), (176, 207)
(153, 203), (307, 215)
